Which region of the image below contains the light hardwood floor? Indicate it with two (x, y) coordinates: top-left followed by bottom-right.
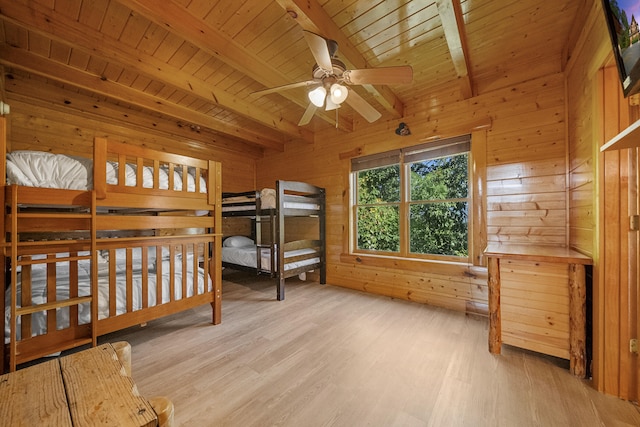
(102, 271), (640, 426)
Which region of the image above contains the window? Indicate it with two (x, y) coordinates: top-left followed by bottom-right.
(351, 135), (471, 260)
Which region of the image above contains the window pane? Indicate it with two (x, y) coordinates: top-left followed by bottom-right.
(410, 153), (468, 201)
(357, 165), (400, 204)
(409, 202), (468, 257)
(357, 205), (400, 252)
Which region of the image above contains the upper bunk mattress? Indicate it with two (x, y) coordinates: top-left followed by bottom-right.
(222, 188), (276, 211)
(6, 150), (206, 192)
(222, 188), (319, 212)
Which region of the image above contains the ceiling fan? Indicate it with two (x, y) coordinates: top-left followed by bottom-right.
(252, 31), (413, 126)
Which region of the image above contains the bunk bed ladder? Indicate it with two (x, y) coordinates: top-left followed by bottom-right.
(4, 185), (97, 372)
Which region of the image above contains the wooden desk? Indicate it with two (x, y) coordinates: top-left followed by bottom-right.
(0, 343), (157, 426)
(484, 243), (592, 378)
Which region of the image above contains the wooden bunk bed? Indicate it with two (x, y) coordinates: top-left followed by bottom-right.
(221, 180), (326, 301)
(0, 118), (222, 372)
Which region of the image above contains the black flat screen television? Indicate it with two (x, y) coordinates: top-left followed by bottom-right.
(602, 0), (640, 97)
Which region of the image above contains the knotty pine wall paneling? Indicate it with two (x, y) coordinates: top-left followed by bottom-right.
(256, 71), (568, 316)
(3, 71), (257, 192)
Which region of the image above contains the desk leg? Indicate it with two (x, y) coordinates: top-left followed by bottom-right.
(569, 263), (586, 377)
(488, 256), (501, 354)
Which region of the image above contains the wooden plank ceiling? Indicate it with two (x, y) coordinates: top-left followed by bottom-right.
(0, 0), (579, 155)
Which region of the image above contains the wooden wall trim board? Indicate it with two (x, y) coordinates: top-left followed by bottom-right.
(471, 129), (487, 266)
(594, 66), (606, 393)
(565, 73), (571, 248)
(627, 145), (639, 401)
(633, 148), (640, 402)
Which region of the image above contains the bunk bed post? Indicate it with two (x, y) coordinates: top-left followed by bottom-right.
(93, 137), (107, 200)
(0, 117), (5, 372)
(0, 187), (4, 373)
(90, 190), (98, 347)
(8, 186), (17, 372)
(211, 161), (222, 325)
(319, 187), (326, 285)
(0, 116), (6, 187)
(255, 190), (263, 273)
(269, 207), (276, 276)
(276, 181), (285, 301)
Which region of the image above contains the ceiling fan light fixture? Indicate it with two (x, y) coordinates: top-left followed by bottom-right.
(308, 86), (326, 107)
(330, 83), (348, 104)
(325, 97), (340, 111)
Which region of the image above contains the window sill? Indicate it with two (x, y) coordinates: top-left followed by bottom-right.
(340, 253), (485, 277)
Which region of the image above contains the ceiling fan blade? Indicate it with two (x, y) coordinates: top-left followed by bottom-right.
(303, 31), (333, 74)
(251, 80), (319, 97)
(298, 103), (317, 126)
(345, 89), (382, 123)
(343, 66), (413, 85)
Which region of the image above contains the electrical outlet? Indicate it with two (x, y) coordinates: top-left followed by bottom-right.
(631, 338), (638, 354)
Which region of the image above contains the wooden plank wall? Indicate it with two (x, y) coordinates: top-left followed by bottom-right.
(3, 71), (257, 193)
(565, 0), (639, 400)
(599, 67), (634, 399)
(256, 71), (568, 315)
(566, 0), (607, 259)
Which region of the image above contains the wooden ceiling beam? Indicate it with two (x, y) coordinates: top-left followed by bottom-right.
(0, 45), (285, 151)
(436, 0), (474, 99)
(275, 0), (406, 118)
(119, 0), (352, 133)
(0, 0), (310, 144)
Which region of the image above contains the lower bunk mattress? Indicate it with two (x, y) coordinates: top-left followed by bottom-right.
(4, 249), (211, 341)
(221, 236), (319, 277)
(222, 246), (319, 272)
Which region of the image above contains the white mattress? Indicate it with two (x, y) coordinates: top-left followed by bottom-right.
(222, 245), (319, 272)
(222, 188), (319, 212)
(222, 188), (276, 211)
(6, 150), (206, 193)
(4, 250), (211, 342)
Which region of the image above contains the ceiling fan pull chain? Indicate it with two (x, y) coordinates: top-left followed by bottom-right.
(335, 108), (339, 128)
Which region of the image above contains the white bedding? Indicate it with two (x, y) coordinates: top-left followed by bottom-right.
(221, 188), (319, 212)
(221, 245), (320, 272)
(6, 150), (206, 193)
(4, 249), (211, 342)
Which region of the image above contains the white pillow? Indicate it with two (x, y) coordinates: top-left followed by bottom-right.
(223, 236), (254, 248)
(7, 151), (92, 189)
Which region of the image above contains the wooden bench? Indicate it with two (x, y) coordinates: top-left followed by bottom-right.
(0, 342), (173, 426)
